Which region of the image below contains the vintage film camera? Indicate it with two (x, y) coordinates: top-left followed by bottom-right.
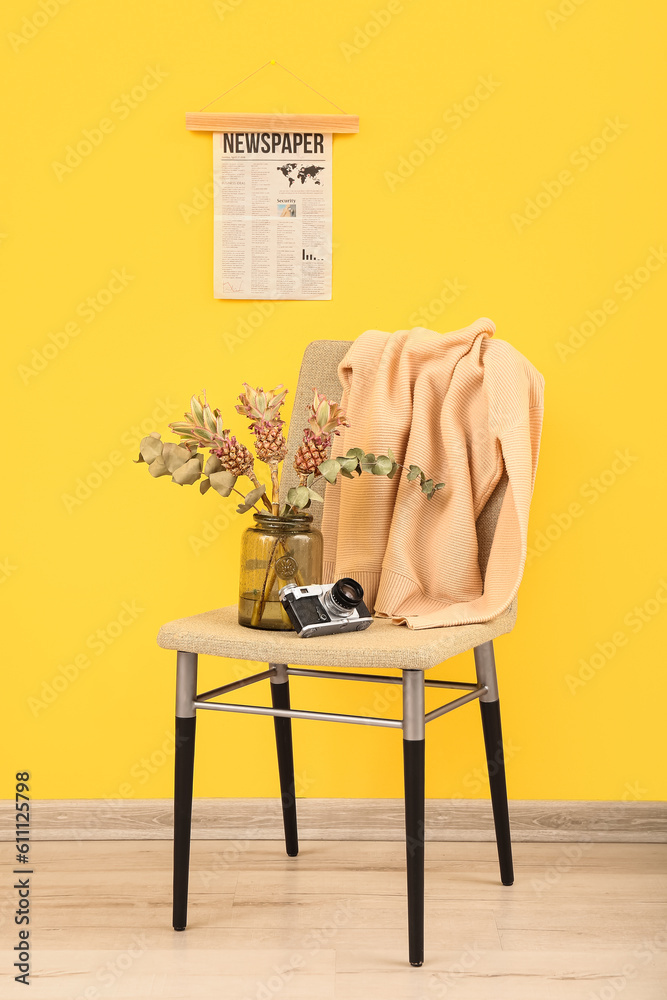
(279, 577), (373, 638)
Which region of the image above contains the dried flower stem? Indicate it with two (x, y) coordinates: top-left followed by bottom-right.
(248, 470), (273, 511)
(250, 535), (282, 626)
(270, 463), (280, 515)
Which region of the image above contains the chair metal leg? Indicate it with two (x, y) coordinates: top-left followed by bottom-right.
(270, 663), (298, 857)
(402, 670), (425, 967)
(173, 651), (198, 931)
(474, 641), (514, 887)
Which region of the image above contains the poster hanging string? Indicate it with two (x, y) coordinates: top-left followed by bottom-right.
(199, 60), (347, 114)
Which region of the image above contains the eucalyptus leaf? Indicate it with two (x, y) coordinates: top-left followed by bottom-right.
(139, 434), (163, 465)
(171, 457), (202, 486)
(306, 488), (324, 503)
(387, 462), (399, 479)
(209, 470), (237, 497)
(434, 482), (445, 491)
(420, 479), (435, 497)
(162, 442), (192, 474)
(148, 456), (169, 478)
(318, 459), (341, 484)
(338, 457), (358, 472)
(204, 454), (223, 476)
(243, 485), (266, 507)
(291, 486), (310, 508)
(406, 465), (422, 482)
(346, 447), (365, 459)
(306, 472), (315, 487)
(339, 467), (355, 479)
(373, 455), (393, 476)
(387, 447), (395, 462)
(200, 478), (211, 495)
(364, 453), (376, 464)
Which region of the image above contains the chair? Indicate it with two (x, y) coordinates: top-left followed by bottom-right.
(157, 340), (517, 967)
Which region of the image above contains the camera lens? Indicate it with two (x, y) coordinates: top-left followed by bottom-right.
(330, 577), (364, 611)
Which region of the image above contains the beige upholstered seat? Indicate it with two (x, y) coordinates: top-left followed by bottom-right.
(157, 340), (516, 669)
(157, 601), (516, 670)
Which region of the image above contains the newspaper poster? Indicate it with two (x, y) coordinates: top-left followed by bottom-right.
(213, 130), (332, 300)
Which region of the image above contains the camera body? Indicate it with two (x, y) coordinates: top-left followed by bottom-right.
(279, 578), (373, 638)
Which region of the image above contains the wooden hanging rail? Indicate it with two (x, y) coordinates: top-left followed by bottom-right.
(186, 112), (359, 133)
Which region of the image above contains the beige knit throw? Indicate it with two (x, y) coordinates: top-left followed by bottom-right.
(321, 319), (545, 629)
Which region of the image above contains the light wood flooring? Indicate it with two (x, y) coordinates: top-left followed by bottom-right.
(1, 840), (666, 998)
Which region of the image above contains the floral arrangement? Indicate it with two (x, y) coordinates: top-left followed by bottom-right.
(136, 384), (443, 514)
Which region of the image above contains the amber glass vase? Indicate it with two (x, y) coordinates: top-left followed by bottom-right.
(238, 512), (323, 630)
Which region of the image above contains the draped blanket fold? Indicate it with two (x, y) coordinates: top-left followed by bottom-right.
(321, 319), (544, 630)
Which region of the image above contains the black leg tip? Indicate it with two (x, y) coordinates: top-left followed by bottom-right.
(287, 850), (299, 857)
(173, 926), (186, 931)
(410, 959), (423, 967)
(502, 878), (514, 886)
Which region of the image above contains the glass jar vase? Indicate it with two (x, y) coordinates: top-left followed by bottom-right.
(238, 512), (323, 630)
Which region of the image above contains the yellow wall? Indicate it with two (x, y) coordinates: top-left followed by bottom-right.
(2, 0), (665, 803)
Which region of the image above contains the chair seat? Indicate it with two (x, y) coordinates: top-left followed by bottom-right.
(157, 602), (517, 670)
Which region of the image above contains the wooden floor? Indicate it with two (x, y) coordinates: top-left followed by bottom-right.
(2, 840), (666, 998)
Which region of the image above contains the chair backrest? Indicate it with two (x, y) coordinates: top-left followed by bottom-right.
(280, 340), (351, 527)
(281, 339), (507, 581)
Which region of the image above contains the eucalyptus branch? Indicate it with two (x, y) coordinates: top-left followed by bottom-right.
(284, 448), (445, 512)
